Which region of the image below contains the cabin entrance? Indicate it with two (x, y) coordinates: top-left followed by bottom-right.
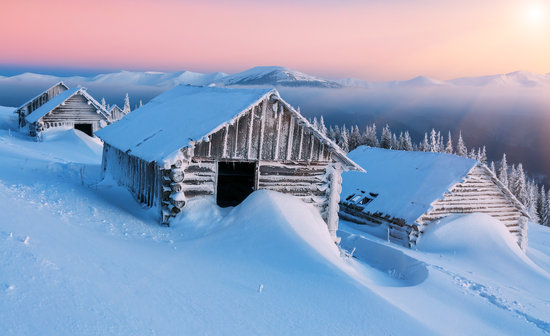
(74, 123), (93, 136)
(216, 161), (256, 207)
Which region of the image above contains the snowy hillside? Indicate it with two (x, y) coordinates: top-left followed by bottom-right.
(3, 68), (549, 94)
(220, 66), (342, 88)
(0, 106), (549, 335)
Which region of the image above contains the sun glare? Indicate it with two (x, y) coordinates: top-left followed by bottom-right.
(524, 2), (546, 24)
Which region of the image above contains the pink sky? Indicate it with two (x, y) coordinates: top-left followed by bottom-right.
(1, 0), (549, 80)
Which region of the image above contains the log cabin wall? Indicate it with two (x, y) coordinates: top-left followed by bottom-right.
(185, 97), (336, 224)
(102, 144), (162, 209)
(39, 94), (107, 132)
(18, 83), (68, 127)
(418, 164), (528, 247)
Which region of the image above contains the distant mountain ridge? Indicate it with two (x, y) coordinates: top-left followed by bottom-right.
(2, 66), (549, 90)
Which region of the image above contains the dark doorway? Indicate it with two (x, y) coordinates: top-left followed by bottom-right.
(216, 161), (256, 207)
(74, 123), (93, 136)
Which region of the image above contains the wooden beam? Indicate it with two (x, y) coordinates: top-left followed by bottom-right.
(258, 100), (266, 160)
(274, 107), (282, 160)
(286, 114), (294, 161)
(234, 117), (239, 158)
(222, 124), (229, 158)
(246, 108), (254, 159)
(298, 127), (304, 160)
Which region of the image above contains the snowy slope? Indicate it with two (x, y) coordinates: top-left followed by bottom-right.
(449, 71), (550, 87)
(340, 214), (550, 335)
(0, 106), (549, 335)
(220, 66), (342, 88)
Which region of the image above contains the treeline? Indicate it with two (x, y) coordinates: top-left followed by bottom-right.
(309, 117), (550, 227)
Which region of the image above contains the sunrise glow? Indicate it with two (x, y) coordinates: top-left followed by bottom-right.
(0, 0), (549, 80)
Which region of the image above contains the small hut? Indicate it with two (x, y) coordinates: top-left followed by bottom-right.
(340, 147), (529, 249)
(19, 85), (111, 137)
(96, 85), (363, 239)
(25, 88), (110, 136)
(108, 105), (126, 122)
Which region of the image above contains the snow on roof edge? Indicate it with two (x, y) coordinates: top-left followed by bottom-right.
(25, 87), (110, 124)
(14, 82), (69, 113)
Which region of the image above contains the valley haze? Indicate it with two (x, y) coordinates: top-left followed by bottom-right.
(1, 66), (549, 183)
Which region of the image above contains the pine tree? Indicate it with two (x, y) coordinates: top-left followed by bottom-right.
(456, 131), (467, 157)
(509, 164), (517, 192)
(526, 180), (540, 222)
(380, 124), (392, 149)
(429, 129), (438, 152)
(363, 124), (379, 147)
(478, 146), (487, 164)
(398, 132), (405, 150)
(390, 133), (399, 150)
(101, 98), (106, 109)
(312, 117), (319, 131)
(544, 195), (550, 227)
(537, 185), (546, 224)
(123, 93), (131, 114)
(339, 125), (350, 152)
(319, 116), (327, 136)
(402, 131), (413, 151)
(498, 153), (509, 188)
(420, 133), (429, 152)
(445, 131), (453, 154)
(139, 99), (143, 108)
(490, 161), (496, 175)
(349, 125), (362, 150)
(437, 131), (443, 152)
(514, 164), (528, 205)
(328, 126), (335, 142)
(333, 125), (341, 144)
(468, 148), (477, 159)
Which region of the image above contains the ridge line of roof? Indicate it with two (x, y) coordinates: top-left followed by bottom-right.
(15, 81), (69, 112)
(25, 87), (110, 123)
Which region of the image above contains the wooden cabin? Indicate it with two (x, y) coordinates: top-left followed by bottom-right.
(96, 85), (363, 239)
(22, 87), (110, 137)
(108, 105), (126, 122)
(340, 147), (530, 249)
(15, 82), (69, 128)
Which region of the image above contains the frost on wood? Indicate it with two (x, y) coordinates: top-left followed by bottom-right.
(340, 147), (529, 249)
(97, 86), (363, 231)
(15, 83), (111, 137)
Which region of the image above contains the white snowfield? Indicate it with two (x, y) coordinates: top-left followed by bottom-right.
(0, 107), (549, 335)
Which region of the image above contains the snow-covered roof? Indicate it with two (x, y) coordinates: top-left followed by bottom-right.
(342, 147), (478, 223)
(96, 85), (363, 171)
(96, 86), (273, 162)
(15, 82), (69, 113)
(25, 87), (109, 124)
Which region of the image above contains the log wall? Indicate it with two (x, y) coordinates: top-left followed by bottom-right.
(418, 164), (528, 247)
(104, 95), (344, 235)
(40, 94), (107, 133)
(160, 96), (340, 230)
(17, 83), (68, 127)
(192, 99), (332, 163)
(340, 164), (527, 248)
(102, 144), (162, 209)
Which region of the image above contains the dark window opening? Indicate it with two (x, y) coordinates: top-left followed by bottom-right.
(74, 123), (93, 136)
(359, 197), (373, 205)
(216, 161), (256, 207)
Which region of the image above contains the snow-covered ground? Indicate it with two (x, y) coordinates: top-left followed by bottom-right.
(0, 106), (549, 335)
